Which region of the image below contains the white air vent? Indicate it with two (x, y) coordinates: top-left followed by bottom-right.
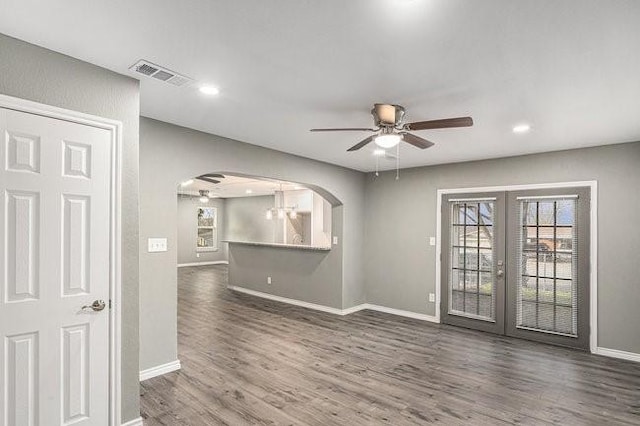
(129, 60), (194, 87)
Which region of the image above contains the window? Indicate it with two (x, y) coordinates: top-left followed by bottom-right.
(517, 197), (578, 336)
(197, 207), (217, 251)
(449, 200), (496, 321)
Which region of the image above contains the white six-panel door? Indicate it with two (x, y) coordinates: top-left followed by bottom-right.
(0, 107), (111, 426)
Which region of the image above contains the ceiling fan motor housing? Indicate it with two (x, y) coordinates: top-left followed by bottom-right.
(372, 104), (405, 127)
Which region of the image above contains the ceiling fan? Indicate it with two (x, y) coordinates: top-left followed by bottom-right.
(198, 189), (214, 203)
(196, 173), (225, 184)
(310, 104), (473, 152)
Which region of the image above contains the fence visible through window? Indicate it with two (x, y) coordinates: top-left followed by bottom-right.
(516, 197), (578, 336)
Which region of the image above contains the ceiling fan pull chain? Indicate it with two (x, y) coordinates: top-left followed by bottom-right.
(395, 143), (400, 180)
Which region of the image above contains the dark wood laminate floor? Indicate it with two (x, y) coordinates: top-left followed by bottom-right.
(140, 265), (640, 425)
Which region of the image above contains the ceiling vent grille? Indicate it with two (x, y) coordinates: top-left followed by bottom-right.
(129, 60), (194, 87)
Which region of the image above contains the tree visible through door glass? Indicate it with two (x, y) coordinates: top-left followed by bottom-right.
(449, 201), (495, 320)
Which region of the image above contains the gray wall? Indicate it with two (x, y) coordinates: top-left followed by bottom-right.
(177, 195), (227, 264)
(0, 34), (140, 422)
(228, 205), (344, 308)
(139, 117), (365, 371)
(364, 142), (640, 354)
(224, 195), (276, 243)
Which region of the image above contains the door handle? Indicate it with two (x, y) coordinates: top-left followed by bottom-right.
(81, 300), (106, 312)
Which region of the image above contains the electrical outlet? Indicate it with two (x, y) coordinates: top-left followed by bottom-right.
(196, 253), (200, 258)
(429, 237), (436, 246)
(267, 276), (272, 284)
(428, 293), (435, 303)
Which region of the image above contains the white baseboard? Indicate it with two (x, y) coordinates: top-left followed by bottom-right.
(121, 417), (144, 426)
(362, 304), (439, 323)
(139, 360), (181, 381)
(341, 304), (368, 315)
(594, 347), (640, 363)
(178, 260), (228, 268)
(198, 286), (640, 364)
(228, 286), (351, 315)
(227, 286), (439, 324)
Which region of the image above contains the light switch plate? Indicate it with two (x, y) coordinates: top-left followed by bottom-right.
(332, 236), (338, 245)
(148, 238), (168, 253)
(429, 237), (436, 246)
(428, 293), (435, 302)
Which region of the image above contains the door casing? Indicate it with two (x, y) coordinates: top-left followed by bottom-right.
(504, 187), (591, 350)
(440, 192), (506, 335)
(0, 94), (123, 425)
(436, 181), (598, 353)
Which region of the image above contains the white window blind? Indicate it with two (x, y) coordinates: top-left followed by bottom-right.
(515, 198), (578, 336)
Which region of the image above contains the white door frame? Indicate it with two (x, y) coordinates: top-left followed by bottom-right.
(0, 94), (123, 425)
(436, 181), (598, 353)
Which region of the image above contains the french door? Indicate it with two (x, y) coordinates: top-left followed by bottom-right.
(441, 187), (590, 350)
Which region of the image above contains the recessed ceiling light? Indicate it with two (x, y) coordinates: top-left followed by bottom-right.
(199, 85), (220, 96)
(180, 179), (193, 187)
(373, 149), (386, 156)
(245, 189), (253, 194)
(513, 124), (531, 134)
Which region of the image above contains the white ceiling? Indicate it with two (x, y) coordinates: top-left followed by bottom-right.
(178, 174), (304, 199)
(2, 0), (640, 171)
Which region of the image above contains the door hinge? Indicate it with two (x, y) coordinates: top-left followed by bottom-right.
(109, 299), (112, 309)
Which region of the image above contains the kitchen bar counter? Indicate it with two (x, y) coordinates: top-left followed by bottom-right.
(224, 240), (331, 251)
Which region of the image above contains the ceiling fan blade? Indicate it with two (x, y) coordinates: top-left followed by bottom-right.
(310, 127), (377, 132)
(347, 135), (375, 152)
(196, 176), (220, 184)
(201, 173), (225, 178)
(405, 116), (473, 131)
(401, 133), (435, 149)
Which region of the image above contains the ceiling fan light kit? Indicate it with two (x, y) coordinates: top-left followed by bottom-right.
(374, 133), (401, 148)
(310, 103), (472, 151)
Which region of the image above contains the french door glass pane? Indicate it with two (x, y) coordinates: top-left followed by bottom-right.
(517, 198), (578, 336)
(449, 200), (495, 321)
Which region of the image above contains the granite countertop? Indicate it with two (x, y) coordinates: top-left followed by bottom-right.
(224, 240), (331, 251)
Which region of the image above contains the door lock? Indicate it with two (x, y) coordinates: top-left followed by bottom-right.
(81, 300), (106, 312)
(497, 260), (505, 278)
